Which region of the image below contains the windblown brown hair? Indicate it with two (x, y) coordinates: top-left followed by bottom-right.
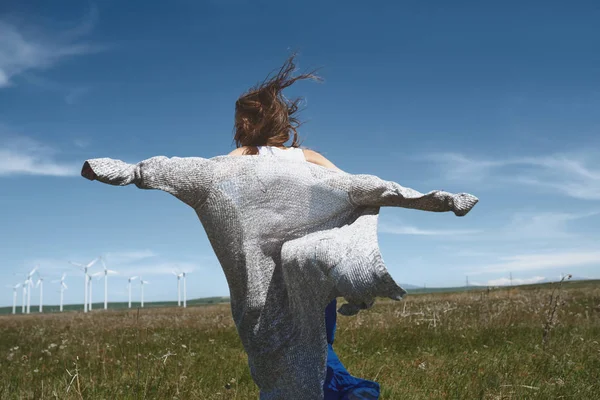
(233, 53), (322, 149)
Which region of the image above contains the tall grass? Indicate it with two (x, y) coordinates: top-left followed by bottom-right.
(1, 281), (599, 399)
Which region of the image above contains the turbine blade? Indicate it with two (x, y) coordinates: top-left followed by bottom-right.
(69, 261), (84, 268)
(87, 257), (100, 268)
(63, 283), (68, 289)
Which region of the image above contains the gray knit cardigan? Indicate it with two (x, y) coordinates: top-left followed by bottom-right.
(82, 154), (478, 399)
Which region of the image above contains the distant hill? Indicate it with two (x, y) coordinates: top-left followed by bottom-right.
(398, 283), (422, 290)
(1, 279), (598, 315)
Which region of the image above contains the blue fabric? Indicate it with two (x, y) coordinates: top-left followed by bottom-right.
(323, 299), (381, 400)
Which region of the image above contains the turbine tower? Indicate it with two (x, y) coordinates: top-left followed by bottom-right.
(53, 274), (68, 312)
(89, 272), (99, 311)
(182, 271), (190, 308)
(9, 283), (21, 314)
(140, 279), (150, 308)
(172, 270), (183, 306)
(70, 257), (100, 313)
(21, 279), (27, 313)
(25, 266), (37, 314)
(35, 272), (45, 313)
(127, 276), (138, 308)
(100, 256), (118, 310)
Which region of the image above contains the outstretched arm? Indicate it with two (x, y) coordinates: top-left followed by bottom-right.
(330, 174), (478, 216)
(81, 156), (212, 209)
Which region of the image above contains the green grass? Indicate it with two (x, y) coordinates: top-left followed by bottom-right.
(1, 281), (599, 399)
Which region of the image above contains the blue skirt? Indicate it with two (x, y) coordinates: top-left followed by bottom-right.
(323, 299), (381, 400)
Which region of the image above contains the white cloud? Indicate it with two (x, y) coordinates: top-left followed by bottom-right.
(65, 86), (90, 105)
(0, 10), (100, 88)
(487, 276), (546, 286)
(117, 262), (199, 278)
(423, 151), (600, 200)
(103, 250), (158, 266)
(500, 210), (599, 240)
(469, 250), (600, 275)
(0, 135), (79, 177)
(379, 223), (479, 236)
(73, 138), (91, 148)
(20, 250), (209, 280)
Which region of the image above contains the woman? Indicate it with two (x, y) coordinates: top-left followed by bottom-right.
(228, 54), (380, 399)
(81, 54), (477, 399)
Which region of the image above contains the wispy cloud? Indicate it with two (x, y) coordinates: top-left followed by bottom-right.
(64, 86), (90, 105)
(468, 250), (600, 275)
(103, 250), (158, 266)
(0, 135), (79, 177)
(117, 262), (199, 278)
(21, 250), (207, 278)
(486, 276), (546, 286)
(379, 222), (479, 236)
(423, 151), (600, 200)
(499, 210), (599, 240)
(0, 8), (101, 88)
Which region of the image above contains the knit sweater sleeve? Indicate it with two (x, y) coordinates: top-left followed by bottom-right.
(81, 156), (211, 208)
(329, 173), (478, 216)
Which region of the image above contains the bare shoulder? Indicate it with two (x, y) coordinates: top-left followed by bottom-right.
(228, 146), (258, 156)
(302, 149), (342, 171)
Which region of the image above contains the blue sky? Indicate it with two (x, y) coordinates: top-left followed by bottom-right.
(1, 0), (599, 307)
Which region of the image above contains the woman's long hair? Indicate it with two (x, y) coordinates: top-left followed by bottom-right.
(233, 53), (322, 149)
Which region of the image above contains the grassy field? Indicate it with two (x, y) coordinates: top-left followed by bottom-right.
(1, 281), (599, 399)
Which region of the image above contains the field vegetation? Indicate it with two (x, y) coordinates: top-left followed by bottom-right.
(1, 280), (599, 399)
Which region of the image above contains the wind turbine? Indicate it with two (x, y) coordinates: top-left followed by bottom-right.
(140, 279), (150, 308)
(35, 272), (45, 313)
(8, 283), (21, 314)
(89, 272), (99, 311)
(172, 270), (183, 306)
(99, 257), (118, 310)
(25, 266), (37, 314)
(182, 271), (191, 308)
(70, 257), (100, 313)
(21, 279), (27, 314)
(127, 276), (138, 308)
(52, 274), (68, 312)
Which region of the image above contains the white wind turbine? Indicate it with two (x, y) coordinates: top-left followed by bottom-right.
(172, 270), (183, 306)
(99, 257), (118, 310)
(52, 274), (68, 312)
(8, 283), (21, 314)
(25, 266), (37, 314)
(182, 271), (191, 308)
(127, 276), (138, 308)
(35, 272), (45, 313)
(140, 278), (150, 308)
(21, 279), (27, 314)
(89, 272), (102, 311)
(70, 257), (100, 313)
